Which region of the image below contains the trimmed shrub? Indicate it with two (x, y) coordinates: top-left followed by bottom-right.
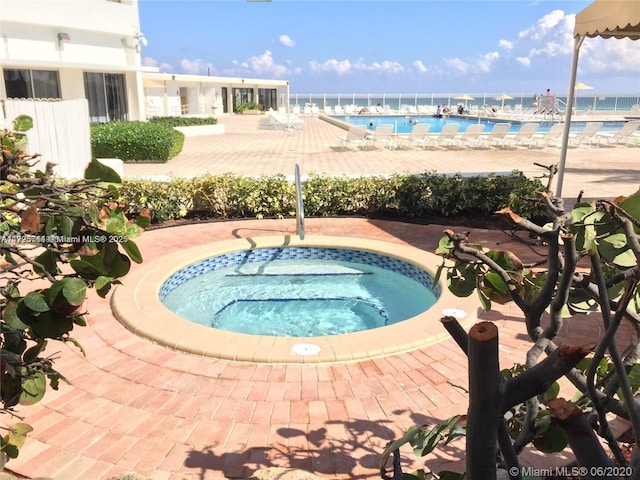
(120, 178), (195, 223)
(91, 121), (185, 162)
(120, 172), (548, 225)
(191, 174), (295, 219)
(148, 116), (217, 127)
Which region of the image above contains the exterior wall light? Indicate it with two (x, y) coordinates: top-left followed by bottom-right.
(57, 33), (71, 44)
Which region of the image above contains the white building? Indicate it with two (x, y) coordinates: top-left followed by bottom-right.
(0, 0), (290, 123)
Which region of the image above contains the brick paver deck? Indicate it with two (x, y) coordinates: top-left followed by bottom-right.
(4, 114), (637, 480)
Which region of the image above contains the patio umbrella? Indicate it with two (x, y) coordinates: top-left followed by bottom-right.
(454, 94), (475, 108)
(493, 93), (514, 110)
(573, 82), (594, 110)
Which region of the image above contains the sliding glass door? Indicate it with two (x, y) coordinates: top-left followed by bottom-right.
(83, 72), (128, 123)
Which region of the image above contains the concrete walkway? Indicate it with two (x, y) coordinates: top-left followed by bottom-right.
(124, 113), (639, 202)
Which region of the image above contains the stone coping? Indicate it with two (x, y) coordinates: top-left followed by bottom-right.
(111, 234), (479, 363)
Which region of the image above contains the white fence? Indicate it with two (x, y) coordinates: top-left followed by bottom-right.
(2, 98), (91, 179)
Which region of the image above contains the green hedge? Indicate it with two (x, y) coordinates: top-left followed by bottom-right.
(90, 121), (185, 162)
(148, 116), (218, 127)
(120, 171), (548, 225)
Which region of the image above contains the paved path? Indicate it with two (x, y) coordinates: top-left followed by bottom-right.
(5, 115), (638, 480)
(124, 114), (639, 202)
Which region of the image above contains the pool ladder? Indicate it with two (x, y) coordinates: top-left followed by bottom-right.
(294, 164), (305, 240)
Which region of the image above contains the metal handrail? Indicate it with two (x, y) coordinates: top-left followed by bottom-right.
(294, 164), (305, 240)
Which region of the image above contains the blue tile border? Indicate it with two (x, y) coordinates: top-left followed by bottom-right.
(159, 247), (440, 300)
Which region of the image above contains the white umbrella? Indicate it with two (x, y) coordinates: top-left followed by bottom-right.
(493, 93), (514, 110)
(454, 94), (475, 108)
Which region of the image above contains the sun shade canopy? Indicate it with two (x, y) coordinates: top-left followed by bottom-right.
(574, 0), (640, 39)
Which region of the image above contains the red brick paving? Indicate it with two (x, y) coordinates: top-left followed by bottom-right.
(4, 113), (637, 479)
(4, 217), (634, 480)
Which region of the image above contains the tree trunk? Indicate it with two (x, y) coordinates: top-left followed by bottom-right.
(467, 321), (504, 479)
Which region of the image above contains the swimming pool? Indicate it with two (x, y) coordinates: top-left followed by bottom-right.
(111, 235), (476, 363)
(160, 247), (437, 337)
(334, 115), (625, 134)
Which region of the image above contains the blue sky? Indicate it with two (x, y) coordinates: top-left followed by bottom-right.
(139, 1), (640, 95)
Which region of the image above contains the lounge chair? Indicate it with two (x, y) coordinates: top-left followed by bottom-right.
(337, 125), (368, 150)
(366, 124), (398, 149)
(482, 106), (497, 117)
(333, 105), (344, 115)
(595, 120), (640, 147)
(457, 123), (487, 149)
(397, 123), (431, 149)
(323, 105), (332, 115)
(268, 110), (304, 130)
(486, 123), (513, 148)
(532, 123), (565, 148)
(509, 123), (540, 148)
(569, 122), (603, 147)
(426, 123), (461, 149)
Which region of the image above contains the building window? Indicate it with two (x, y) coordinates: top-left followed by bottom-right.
(232, 87), (254, 110)
(83, 72), (128, 123)
(3, 69), (61, 99)
(258, 88), (277, 110)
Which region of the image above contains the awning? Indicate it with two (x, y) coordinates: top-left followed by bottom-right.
(556, 0), (640, 197)
(143, 78), (165, 89)
(573, 0), (640, 39)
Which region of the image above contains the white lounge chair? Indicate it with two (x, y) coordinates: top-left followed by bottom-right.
(532, 123), (565, 148)
(457, 123), (487, 149)
(486, 123), (513, 148)
(398, 123), (431, 149)
(323, 105), (333, 115)
(366, 124), (398, 149)
(426, 123), (461, 149)
(569, 122), (603, 147)
(268, 111), (304, 130)
(337, 125), (368, 150)
(509, 123), (540, 148)
(595, 120), (640, 147)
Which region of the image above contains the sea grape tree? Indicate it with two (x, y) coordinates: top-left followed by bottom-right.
(0, 115), (149, 465)
(382, 163), (640, 479)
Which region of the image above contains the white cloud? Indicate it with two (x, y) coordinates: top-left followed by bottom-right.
(279, 34), (295, 47)
(237, 50), (289, 77)
(518, 10), (568, 42)
(476, 52), (500, 73)
(179, 58), (214, 75)
(309, 59), (352, 75)
(353, 58), (404, 74)
(498, 39), (513, 51)
(141, 56), (173, 73)
(509, 10), (575, 67)
(413, 60), (427, 73)
(581, 37), (640, 73)
(503, 7), (640, 83)
(441, 51), (499, 75)
(309, 58), (404, 76)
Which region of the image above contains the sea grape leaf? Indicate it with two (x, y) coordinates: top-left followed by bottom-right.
(84, 159), (122, 184)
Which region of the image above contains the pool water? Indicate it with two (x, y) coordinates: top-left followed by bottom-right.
(161, 248), (438, 337)
(335, 115), (625, 134)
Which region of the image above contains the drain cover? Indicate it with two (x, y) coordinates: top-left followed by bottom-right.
(441, 308), (468, 319)
(291, 343), (321, 355)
